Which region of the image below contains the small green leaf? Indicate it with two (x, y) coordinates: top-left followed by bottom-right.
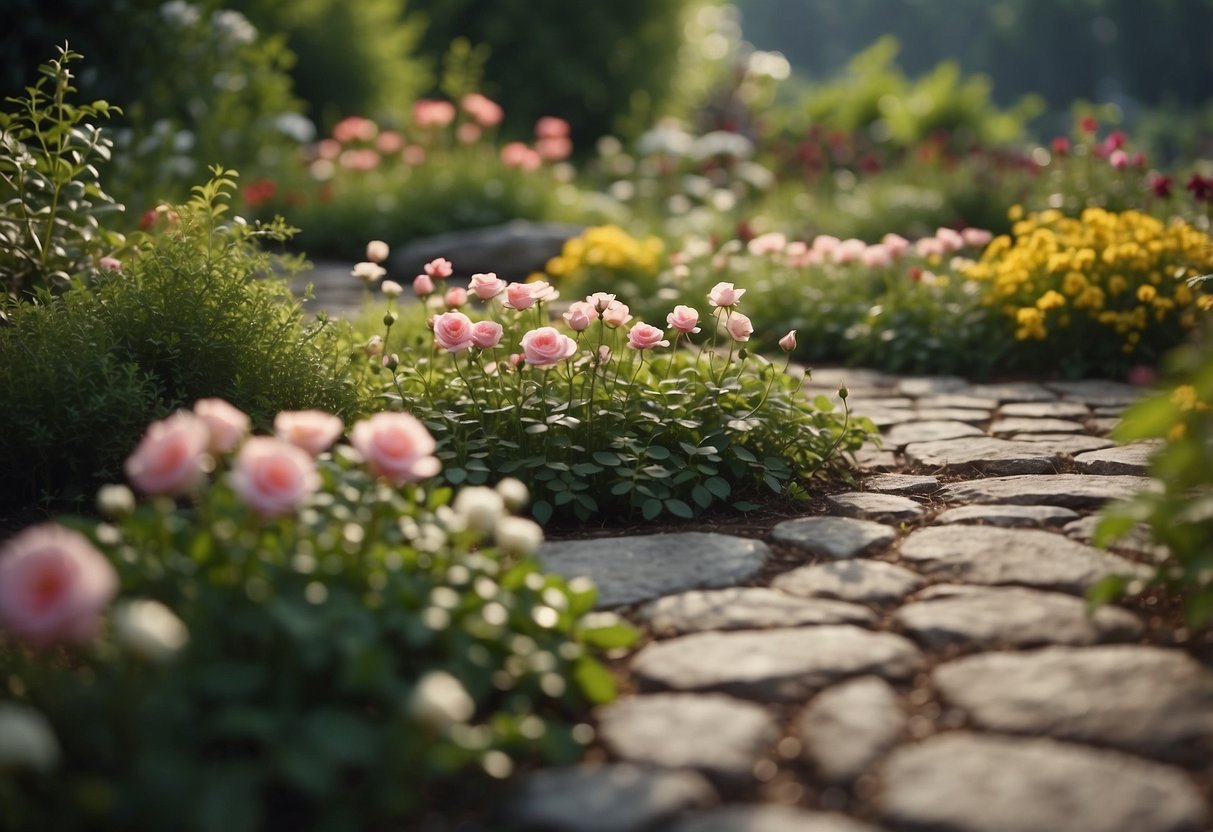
(705, 476), (731, 499)
(578, 621), (638, 649)
(610, 481), (633, 495)
(733, 501), (763, 512)
(572, 462), (603, 476)
(642, 499), (662, 520)
(732, 446), (758, 463)
(554, 490), (575, 506)
(645, 446), (671, 460)
(573, 657), (617, 704)
(692, 485), (712, 508)
(664, 499), (694, 519)
(593, 451), (622, 466)
(446, 468), (467, 484)
(532, 500), (553, 525)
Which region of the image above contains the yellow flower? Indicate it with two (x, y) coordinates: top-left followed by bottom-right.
(1035, 290), (1066, 311)
(1008, 204), (1024, 221)
(1137, 284), (1157, 303)
(1172, 385), (1198, 411)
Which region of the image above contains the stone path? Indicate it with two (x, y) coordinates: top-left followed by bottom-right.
(516, 369), (1213, 832)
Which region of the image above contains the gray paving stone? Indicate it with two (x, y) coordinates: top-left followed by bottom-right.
(896, 375), (968, 396)
(1008, 432), (1116, 454)
(998, 400), (1092, 419)
(848, 396), (914, 410)
(598, 694), (779, 785)
(1046, 379), (1144, 408)
(855, 443), (898, 471)
(896, 525), (1149, 594)
(934, 645), (1213, 763)
(631, 626), (923, 703)
(916, 393), (999, 410)
(895, 584), (1143, 649)
(938, 473), (1158, 508)
(934, 503), (1079, 528)
(1090, 416), (1123, 434)
(640, 588), (875, 636)
(826, 492), (925, 523)
(771, 516), (897, 560)
(1063, 515), (1168, 558)
(538, 533), (767, 608)
(666, 806), (886, 832)
(1074, 440), (1163, 475)
(804, 367), (898, 396)
(1094, 405), (1126, 417)
(854, 409), (916, 429)
(876, 733), (1207, 832)
(798, 676), (906, 782)
(903, 436), (1060, 475)
(910, 407), (992, 424)
(862, 473), (939, 495)
(966, 381), (1058, 402)
(509, 764), (717, 832)
(772, 559), (925, 605)
(884, 420), (983, 449)
(990, 416), (1087, 436)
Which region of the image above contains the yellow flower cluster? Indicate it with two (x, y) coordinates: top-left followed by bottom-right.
(543, 225), (663, 283)
(965, 207), (1213, 351)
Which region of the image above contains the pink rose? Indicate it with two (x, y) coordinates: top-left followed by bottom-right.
(125, 411), (211, 496)
(99, 256), (122, 272)
(747, 232), (787, 256)
(666, 305), (701, 333)
(627, 322), (670, 350)
(831, 239), (867, 264)
(424, 258), (454, 279)
(536, 136), (572, 161)
(228, 437), (320, 517)
(812, 235), (841, 254)
(193, 398), (250, 455)
(469, 273), (506, 300)
(413, 274), (435, 297)
(779, 330), (797, 351)
(445, 287), (468, 308)
(366, 240), (389, 263)
(471, 320), (504, 349)
(535, 116), (570, 139)
(501, 142), (542, 171)
(351, 412), (441, 485)
(402, 145), (426, 166)
(457, 122), (482, 145)
(961, 228), (993, 248)
(461, 93), (504, 127)
(0, 524), (118, 647)
(413, 99), (456, 128)
(725, 312), (754, 342)
(433, 311), (475, 352)
(586, 292), (617, 311)
(520, 327), (578, 367)
(860, 244), (893, 269)
(527, 280), (558, 303)
(601, 301), (632, 328)
(935, 227), (965, 253)
(375, 131), (404, 154)
(708, 282), (746, 309)
(274, 410), (344, 455)
(504, 282), (537, 310)
(562, 301), (599, 331)
(915, 236), (946, 258)
(882, 233), (910, 258)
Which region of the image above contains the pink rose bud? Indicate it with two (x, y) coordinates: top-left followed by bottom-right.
(382, 280), (403, 297)
(124, 411), (211, 496)
(432, 311), (475, 352)
(708, 282), (746, 309)
(627, 322), (670, 350)
(725, 312), (754, 342)
(444, 287), (468, 308)
(193, 398), (251, 455)
(601, 301), (633, 328)
(352, 261), (386, 284)
(424, 258), (454, 279)
(520, 327), (579, 367)
(597, 345), (611, 365)
(0, 524), (118, 647)
(350, 412), (442, 485)
(413, 274), (435, 297)
(562, 301), (599, 331)
(99, 256), (122, 272)
(228, 437), (320, 517)
(382, 353), (399, 370)
(274, 410), (344, 455)
(471, 320), (504, 349)
(504, 282), (537, 310)
(779, 330), (798, 352)
(1109, 149), (1129, 171)
(666, 305), (701, 333)
(961, 228), (993, 248)
(366, 240), (390, 263)
(365, 335), (384, 356)
(585, 292), (617, 312)
(469, 272), (506, 300)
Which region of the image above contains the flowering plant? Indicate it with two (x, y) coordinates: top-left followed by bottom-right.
(369, 256), (870, 524)
(0, 400), (631, 830)
(541, 224), (665, 299)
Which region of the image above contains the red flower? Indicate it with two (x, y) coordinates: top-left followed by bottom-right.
(1051, 136), (1071, 157)
(1079, 115), (1098, 134)
(1186, 173), (1213, 202)
(241, 179), (278, 209)
(1150, 173), (1173, 199)
(1105, 130), (1127, 151)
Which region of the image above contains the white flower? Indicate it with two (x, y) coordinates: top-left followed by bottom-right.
(366, 240), (390, 264)
(453, 487), (506, 534)
(0, 703), (60, 773)
(352, 261), (386, 284)
(112, 599), (189, 662)
(160, 0), (201, 28)
(495, 478), (529, 512)
(409, 671), (475, 730)
(212, 9), (257, 44)
(381, 280), (403, 297)
(494, 516), (543, 555)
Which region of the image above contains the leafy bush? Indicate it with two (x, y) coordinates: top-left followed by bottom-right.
(0, 170), (370, 510)
(0, 45), (125, 300)
(364, 261), (871, 525)
(0, 404), (631, 830)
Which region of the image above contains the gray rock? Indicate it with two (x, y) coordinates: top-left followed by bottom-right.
(826, 492), (925, 523)
(896, 525), (1148, 594)
(538, 533), (768, 608)
(862, 473), (939, 495)
(1063, 515), (1168, 558)
(666, 806), (886, 832)
(884, 420), (984, 449)
(640, 587), (875, 636)
(855, 443), (898, 471)
(934, 503), (1079, 528)
(598, 694), (779, 785)
(771, 516), (897, 560)
(966, 381), (1058, 402)
(938, 473), (1158, 508)
(876, 733), (1207, 832)
(916, 393), (1000, 410)
(1008, 432), (1116, 454)
(1046, 379), (1144, 408)
(391, 220), (583, 281)
(1090, 416), (1123, 434)
(896, 376), (969, 396)
(855, 409), (921, 428)
(798, 676), (906, 782)
(903, 436), (1060, 475)
(1074, 441), (1163, 475)
(509, 764), (716, 832)
(911, 408), (992, 424)
(804, 367), (898, 396)
(631, 626), (923, 702)
(895, 584), (1143, 649)
(990, 417), (1087, 435)
(934, 645), (1213, 763)
(998, 400), (1092, 419)
(848, 396), (914, 410)
(772, 559), (926, 604)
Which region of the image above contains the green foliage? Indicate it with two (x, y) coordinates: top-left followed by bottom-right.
(0, 170), (370, 510)
(0, 432), (631, 829)
(1095, 328), (1213, 627)
(0, 45), (126, 299)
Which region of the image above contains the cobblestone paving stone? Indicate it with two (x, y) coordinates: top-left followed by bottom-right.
(516, 369), (1213, 832)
